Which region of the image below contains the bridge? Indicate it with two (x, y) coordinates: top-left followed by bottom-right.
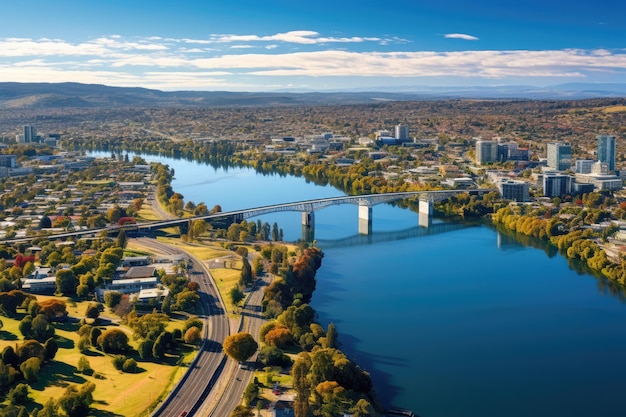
(2, 189), (497, 244)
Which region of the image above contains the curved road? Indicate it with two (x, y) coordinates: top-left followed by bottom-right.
(201, 271), (270, 417)
(132, 238), (230, 417)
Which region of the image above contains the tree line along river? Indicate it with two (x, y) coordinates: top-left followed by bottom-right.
(91, 151), (626, 417)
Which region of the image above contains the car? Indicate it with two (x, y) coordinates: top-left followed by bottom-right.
(179, 412), (187, 417)
(238, 363), (249, 370)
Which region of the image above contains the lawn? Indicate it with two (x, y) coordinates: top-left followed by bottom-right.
(0, 296), (196, 417)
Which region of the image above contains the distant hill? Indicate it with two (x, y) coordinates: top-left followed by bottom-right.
(0, 82), (625, 109)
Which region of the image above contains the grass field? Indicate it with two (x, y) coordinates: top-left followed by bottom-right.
(0, 296), (195, 416)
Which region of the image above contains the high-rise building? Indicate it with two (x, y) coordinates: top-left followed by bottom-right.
(475, 140), (498, 165)
(395, 124), (409, 141)
(498, 179), (529, 202)
(546, 142), (572, 171)
(597, 134), (616, 171)
(575, 159), (594, 174)
(543, 172), (572, 197)
(23, 125), (36, 143)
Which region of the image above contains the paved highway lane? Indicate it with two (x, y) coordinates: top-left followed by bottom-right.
(131, 238), (230, 417)
(202, 273), (270, 417)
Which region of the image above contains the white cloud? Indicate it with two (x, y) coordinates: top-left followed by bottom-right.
(445, 33), (479, 41)
(1, 33), (625, 90)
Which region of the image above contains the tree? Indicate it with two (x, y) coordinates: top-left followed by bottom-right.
(116, 229), (128, 249)
(76, 356), (92, 375)
(223, 332), (258, 363)
(230, 286), (244, 305)
(7, 383), (29, 406)
(184, 326), (201, 345)
(103, 291), (122, 308)
(32, 314), (55, 342)
(97, 328), (130, 353)
(84, 303), (100, 321)
(39, 397), (60, 417)
(56, 269), (78, 296)
(20, 357), (41, 382)
(18, 316), (32, 339)
(230, 405), (254, 417)
(240, 257), (253, 287)
(292, 353), (312, 417)
(89, 327), (102, 348)
(122, 358), (138, 373)
(39, 299), (67, 320)
(44, 338), (58, 361)
(17, 340), (46, 364)
(242, 382), (259, 406)
(57, 382), (96, 417)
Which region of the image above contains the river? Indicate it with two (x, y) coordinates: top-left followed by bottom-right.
(95, 151), (626, 417)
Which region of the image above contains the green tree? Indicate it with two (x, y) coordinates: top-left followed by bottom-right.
(242, 382), (259, 406)
(292, 353), (312, 417)
(31, 314), (55, 342)
(8, 383), (30, 406)
(230, 286), (244, 305)
(116, 229), (128, 249)
(77, 356), (92, 375)
(84, 303), (100, 321)
(122, 358), (138, 373)
(57, 382), (96, 417)
(44, 338), (58, 361)
(103, 291), (122, 308)
(229, 405), (254, 417)
(18, 315), (32, 339)
(89, 327), (102, 348)
(223, 332), (258, 363)
(239, 257), (253, 287)
(55, 269), (78, 296)
(20, 357), (41, 382)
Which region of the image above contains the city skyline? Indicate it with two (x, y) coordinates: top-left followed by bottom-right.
(1, 0), (625, 91)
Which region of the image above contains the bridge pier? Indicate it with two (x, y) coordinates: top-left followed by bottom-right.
(358, 205), (373, 235)
(418, 199), (433, 228)
(302, 211), (315, 242)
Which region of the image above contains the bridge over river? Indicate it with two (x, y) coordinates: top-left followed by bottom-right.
(2, 189), (496, 244)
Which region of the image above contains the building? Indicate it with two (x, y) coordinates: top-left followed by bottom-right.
(597, 134), (616, 171)
(23, 125), (36, 143)
(575, 159), (594, 174)
(0, 155), (16, 169)
(546, 142), (572, 171)
(543, 172), (573, 197)
(475, 140), (498, 165)
(498, 179), (529, 202)
(395, 124), (409, 141)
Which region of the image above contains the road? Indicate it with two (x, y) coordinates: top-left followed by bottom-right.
(199, 272), (270, 417)
(132, 238), (230, 417)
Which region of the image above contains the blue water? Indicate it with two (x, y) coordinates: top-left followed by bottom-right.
(93, 152), (626, 417)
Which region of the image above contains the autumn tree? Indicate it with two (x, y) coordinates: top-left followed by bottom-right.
(223, 332), (258, 363)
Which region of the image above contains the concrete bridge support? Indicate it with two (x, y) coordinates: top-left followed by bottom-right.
(302, 211), (315, 242)
(358, 205), (373, 235)
(419, 199), (433, 228)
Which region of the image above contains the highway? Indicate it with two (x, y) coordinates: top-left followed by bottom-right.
(200, 271), (270, 417)
(132, 238), (230, 417)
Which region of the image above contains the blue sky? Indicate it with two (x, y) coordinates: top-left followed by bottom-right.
(0, 0), (625, 91)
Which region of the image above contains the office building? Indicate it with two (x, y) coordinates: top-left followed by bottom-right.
(498, 179), (529, 202)
(543, 172), (572, 197)
(23, 125), (36, 143)
(575, 159), (594, 174)
(475, 140), (498, 165)
(547, 142), (572, 171)
(597, 134), (616, 171)
(395, 124), (409, 141)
